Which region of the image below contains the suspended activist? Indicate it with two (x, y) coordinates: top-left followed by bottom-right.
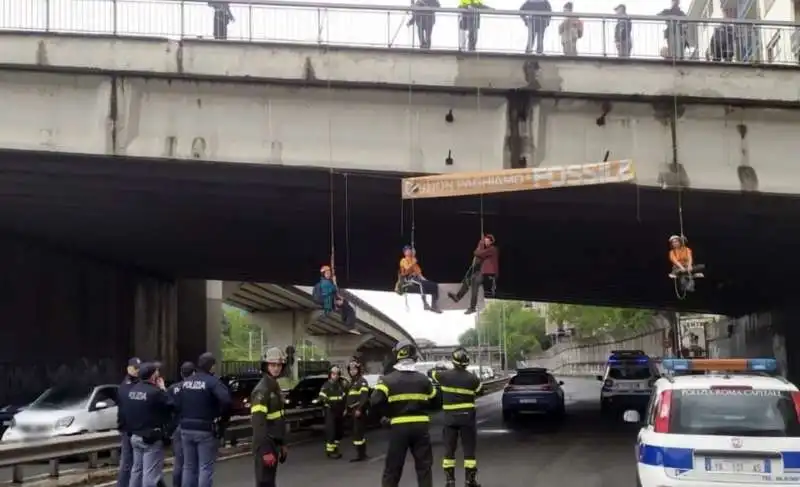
(448, 234), (498, 314)
(668, 235), (705, 294)
(346, 357), (371, 462)
(313, 265), (357, 329)
(396, 246), (443, 313)
(318, 365), (347, 459)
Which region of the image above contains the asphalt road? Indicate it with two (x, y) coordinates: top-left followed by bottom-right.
(213, 377), (640, 487)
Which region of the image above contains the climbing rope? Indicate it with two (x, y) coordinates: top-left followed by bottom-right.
(670, 24), (686, 301)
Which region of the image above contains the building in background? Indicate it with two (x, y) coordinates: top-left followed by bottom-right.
(419, 344), (504, 370)
(687, 0), (800, 62)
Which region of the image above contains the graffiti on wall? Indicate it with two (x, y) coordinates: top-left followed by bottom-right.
(0, 357), (121, 406)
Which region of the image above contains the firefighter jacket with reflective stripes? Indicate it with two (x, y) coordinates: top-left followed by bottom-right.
(370, 368), (438, 425)
(320, 378), (347, 413)
(250, 375), (286, 456)
(346, 376), (370, 412)
(433, 368), (481, 424)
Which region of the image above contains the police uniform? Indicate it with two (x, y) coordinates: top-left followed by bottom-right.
(432, 348), (482, 487)
(251, 348), (288, 487)
(319, 368), (347, 458)
(116, 357), (141, 487)
(371, 342), (437, 487)
(177, 353), (231, 487)
(168, 362), (194, 487)
(124, 363), (173, 487)
(346, 359), (370, 461)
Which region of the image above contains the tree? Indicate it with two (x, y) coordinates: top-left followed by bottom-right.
(221, 305), (261, 361)
(458, 301), (548, 366)
(547, 304), (653, 338)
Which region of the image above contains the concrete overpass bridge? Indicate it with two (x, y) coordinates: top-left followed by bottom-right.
(224, 282), (414, 369)
(3, 3), (800, 397)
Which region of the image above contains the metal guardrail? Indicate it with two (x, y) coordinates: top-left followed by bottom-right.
(0, 378), (509, 483)
(0, 407), (322, 483)
(0, 0), (799, 67)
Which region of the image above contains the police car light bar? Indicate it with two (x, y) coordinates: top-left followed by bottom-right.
(661, 358), (777, 373)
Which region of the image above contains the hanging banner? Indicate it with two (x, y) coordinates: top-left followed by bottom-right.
(401, 160), (636, 200)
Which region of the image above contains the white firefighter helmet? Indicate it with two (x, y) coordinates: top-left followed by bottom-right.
(262, 347), (287, 364)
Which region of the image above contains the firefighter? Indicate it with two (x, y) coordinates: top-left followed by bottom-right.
(250, 348), (288, 487)
(319, 365), (347, 459)
(346, 357), (370, 461)
(432, 348), (482, 487)
(370, 340), (437, 487)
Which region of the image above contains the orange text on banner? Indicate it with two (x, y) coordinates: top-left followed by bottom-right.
(400, 160), (636, 200)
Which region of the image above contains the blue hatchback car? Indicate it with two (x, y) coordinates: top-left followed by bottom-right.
(501, 368), (565, 423)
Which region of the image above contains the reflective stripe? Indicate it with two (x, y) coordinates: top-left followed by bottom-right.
(464, 459), (477, 469)
(442, 458), (456, 468)
(251, 404), (268, 414)
(475, 382), (482, 394)
(353, 439), (366, 445)
(266, 410), (284, 420)
(441, 386), (476, 396)
(442, 403), (475, 411)
(319, 392), (328, 398)
(428, 388), (437, 399)
(390, 415), (430, 425)
(388, 393), (430, 403)
(348, 387), (369, 395)
(326, 396), (343, 401)
(375, 384), (389, 395)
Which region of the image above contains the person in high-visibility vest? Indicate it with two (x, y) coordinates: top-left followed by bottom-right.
(432, 348), (483, 487)
(370, 341), (439, 487)
(458, 0), (490, 51)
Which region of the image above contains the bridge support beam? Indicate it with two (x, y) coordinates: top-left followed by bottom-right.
(251, 310), (314, 381)
(309, 333), (375, 369)
(174, 280), (223, 377)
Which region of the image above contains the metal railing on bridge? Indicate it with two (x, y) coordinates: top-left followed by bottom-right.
(1, 0), (799, 67)
(0, 377), (510, 484)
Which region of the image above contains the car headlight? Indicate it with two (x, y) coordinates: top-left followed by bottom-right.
(55, 416), (74, 429)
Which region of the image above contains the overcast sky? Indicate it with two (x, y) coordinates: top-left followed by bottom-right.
(2, 0), (678, 57)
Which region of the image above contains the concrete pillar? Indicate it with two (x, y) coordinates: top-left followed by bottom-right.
(133, 277), (178, 377)
(252, 310), (312, 381)
(176, 279), (208, 375)
(311, 333), (375, 368)
(206, 280), (223, 362)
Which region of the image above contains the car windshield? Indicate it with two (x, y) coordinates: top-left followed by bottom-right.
(607, 363), (652, 380)
(29, 386), (92, 410)
(510, 373), (549, 386)
(671, 388), (800, 437)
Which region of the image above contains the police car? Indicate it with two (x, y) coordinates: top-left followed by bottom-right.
(625, 358), (800, 487)
(599, 350), (658, 414)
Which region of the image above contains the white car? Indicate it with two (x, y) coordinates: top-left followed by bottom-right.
(599, 350), (658, 414)
(625, 358), (800, 487)
(2, 384), (119, 442)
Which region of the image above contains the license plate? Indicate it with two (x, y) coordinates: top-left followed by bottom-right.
(704, 457), (768, 474)
(519, 399), (537, 404)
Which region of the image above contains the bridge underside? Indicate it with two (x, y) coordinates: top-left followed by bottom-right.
(0, 149), (797, 315)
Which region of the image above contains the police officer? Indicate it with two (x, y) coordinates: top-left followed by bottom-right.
(318, 365), (347, 459)
(177, 353), (231, 487)
(370, 341), (437, 487)
(432, 348), (482, 487)
(125, 362), (173, 487)
(345, 356), (370, 462)
(117, 357), (141, 487)
(251, 347), (288, 487)
(168, 362), (194, 487)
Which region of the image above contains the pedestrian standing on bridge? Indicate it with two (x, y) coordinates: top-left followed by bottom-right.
(433, 348), (483, 487)
(117, 357), (141, 487)
(318, 365), (347, 459)
(168, 362), (195, 487)
(370, 341), (437, 487)
(251, 348), (288, 487)
(208, 2), (234, 40)
(458, 0), (490, 51)
(126, 362), (174, 487)
(407, 0), (440, 49)
(178, 353), (231, 487)
(346, 357), (371, 461)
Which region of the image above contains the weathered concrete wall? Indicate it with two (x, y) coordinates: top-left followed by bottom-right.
(0, 236), (177, 405)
